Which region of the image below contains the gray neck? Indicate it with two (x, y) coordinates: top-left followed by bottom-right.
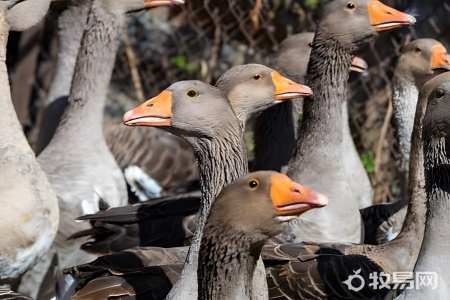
(166, 127), (249, 300)
(49, 1), (127, 145)
(182, 131), (248, 264)
(289, 35), (351, 170)
(392, 75), (419, 174)
(198, 224), (263, 300)
(0, 13), (20, 147)
(397, 137), (450, 299)
(35, 0), (89, 153)
(46, 0), (89, 106)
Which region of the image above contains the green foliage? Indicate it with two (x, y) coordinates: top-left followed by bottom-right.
(305, 0), (319, 8)
(171, 56), (187, 68)
(360, 153), (375, 174)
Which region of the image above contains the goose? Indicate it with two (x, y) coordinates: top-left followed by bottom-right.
(0, 0), (58, 291)
(69, 171), (327, 300)
(65, 71), (311, 299)
(37, 0), (184, 267)
(253, 31), (373, 214)
(70, 64), (312, 254)
(396, 72), (450, 299)
(360, 38), (450, 245)
(262, 48), (441, 300)
(196, 171), (327, 300)
(393, 38), (450, 197)
(284, 0), (415, 244)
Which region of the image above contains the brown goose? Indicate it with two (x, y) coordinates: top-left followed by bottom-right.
(285, 0), (415, 244)
(197, 171), (327, 300)
(71, 63), (311, 253)
(360, 38), (450, 245)
(396, 72), (450, 299)
(36, 0), (184, 269)
(262, 47), (442, 300)
(0, 0), (58, 290)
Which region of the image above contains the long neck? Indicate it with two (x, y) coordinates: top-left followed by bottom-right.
(198, 224), (263, 300)
(183, 131), (248, 264)
(423, 135), (450, 230)
(0, 14), (19, 147)
(50, 1), (126, 145)
(290, 34), (351, 164)
(362, 85), (427, 275)
(392, 74), (419, 176)
(35, 0), (89, 154)
(398, 135), (450, 298)
(46, 0), (89, 106)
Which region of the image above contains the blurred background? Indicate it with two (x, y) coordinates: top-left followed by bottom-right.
(6, 0), (450, 205)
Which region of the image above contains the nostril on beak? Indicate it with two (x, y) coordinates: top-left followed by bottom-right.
(292, 188), (302, 195)
(147, 104), (153, 108)
(386, 11), (393, 15)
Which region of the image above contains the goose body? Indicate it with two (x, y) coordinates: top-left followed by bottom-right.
(0, 0), (58, 286)
(285, 0), (415, 244)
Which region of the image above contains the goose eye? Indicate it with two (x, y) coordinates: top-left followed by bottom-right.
(346, 2), (356, 9)
(435, 89), (445, 99)
(248, 179), (260, 189)
(308, 42), (313, 48)
(186, 89), (198, 98)
(253, 74), (262, 80)
(415, 47), (422, 54)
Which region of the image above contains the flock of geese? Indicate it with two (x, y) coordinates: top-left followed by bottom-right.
(1, 0), (450, 299)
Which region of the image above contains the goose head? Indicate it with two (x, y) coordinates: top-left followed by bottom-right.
(276, 32), (368, 75)
(215, 64), (313, 121)
(123, 80), (237, 138)
(422, 77), (450, 145)
(317, 0), (415, 52)
(396, 39), (450, 87)
(208, 171), (328, 239)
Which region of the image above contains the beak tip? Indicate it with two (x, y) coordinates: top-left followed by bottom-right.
(316, 193), (329, 207)
(123, 110), (133, 123)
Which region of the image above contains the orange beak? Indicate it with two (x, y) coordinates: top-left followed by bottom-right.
(350, 56), (368, 73)
(368, 1), (416, 32)
(430, 44), (450, 71)
(144, 0), (185, 8)
(123, 90), (173, 127)
(270, 174), (328, 216)
(271, 71), (313, 100)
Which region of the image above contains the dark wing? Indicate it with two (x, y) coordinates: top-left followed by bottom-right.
(64, 247), (187, 300)
(71, 195), (200, 254)
(360, 199), (407, 245)
(263, 243), (391, 300)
